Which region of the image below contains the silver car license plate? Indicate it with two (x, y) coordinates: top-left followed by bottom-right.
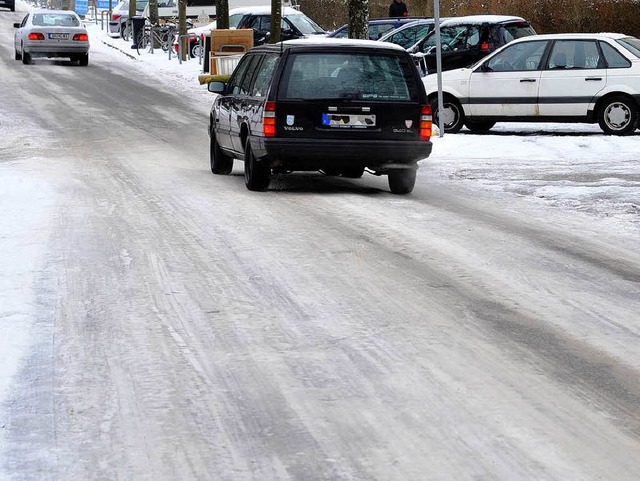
(48, 33), (69, 40)
(322, 113), (376, 129)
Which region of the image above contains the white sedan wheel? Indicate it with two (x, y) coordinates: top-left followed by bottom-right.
(604, 102), (631, 130)
(598, 95), (638, 135)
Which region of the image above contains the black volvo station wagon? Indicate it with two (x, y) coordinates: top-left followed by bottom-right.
(207, 38), (433, 194)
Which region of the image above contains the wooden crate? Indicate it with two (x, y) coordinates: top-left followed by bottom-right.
(211, 29), (253, 54)
(209, 29), (253, 75)
(209, 51), (245, 75)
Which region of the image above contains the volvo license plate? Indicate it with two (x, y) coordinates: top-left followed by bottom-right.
(322, 113), (376, 128)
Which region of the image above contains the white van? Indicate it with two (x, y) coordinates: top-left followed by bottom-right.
(146, 0), (294, 20)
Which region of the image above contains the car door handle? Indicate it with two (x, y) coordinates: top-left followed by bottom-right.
(585, 77), (603, 81)
(520, 78), (537, 82)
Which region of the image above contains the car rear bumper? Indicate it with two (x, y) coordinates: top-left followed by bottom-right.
(26, 43), (90, 55)
(108, 21), (121, 35)
(257, 137), (432, 171)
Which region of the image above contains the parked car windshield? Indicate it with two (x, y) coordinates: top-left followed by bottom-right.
(501, 22), (537, 42)
(418, 25), (472, 52)
(617, 36), (640, 58)
(281, 52), (417, 101)
(382, 22), (434, 49)
(286, 14), (325, 35)
(229, 13), (244, 29)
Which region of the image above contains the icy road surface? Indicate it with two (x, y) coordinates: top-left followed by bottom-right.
(1, 10), (640, 481)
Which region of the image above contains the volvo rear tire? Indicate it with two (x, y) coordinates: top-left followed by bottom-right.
(388, 168), (416, 195)
(244, 140), (270, 191)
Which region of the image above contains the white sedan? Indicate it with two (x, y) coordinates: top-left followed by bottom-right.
(14, 10), (90, 66)
(423, 33), (640, 135)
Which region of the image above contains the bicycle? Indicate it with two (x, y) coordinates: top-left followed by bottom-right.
(135, 22), (178, 55)
(121, 20), (131, 42)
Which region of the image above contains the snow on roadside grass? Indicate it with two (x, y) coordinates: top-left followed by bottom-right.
(428, 126), (640, 228)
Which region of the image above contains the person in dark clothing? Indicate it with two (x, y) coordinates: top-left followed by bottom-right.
(388, 0), (408, 17)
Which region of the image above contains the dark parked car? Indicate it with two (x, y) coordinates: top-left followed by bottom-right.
(235, 8), (325, 46)
(0, 0), (15, 12)
(409, 15), (537, 74)
(328, 17), (428, 41)
(207, 39), (433, 194)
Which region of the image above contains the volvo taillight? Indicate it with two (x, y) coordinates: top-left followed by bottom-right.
(419, 105), (432, 140)
(263, 101), (276, 137)
(28, 32), (45, 41)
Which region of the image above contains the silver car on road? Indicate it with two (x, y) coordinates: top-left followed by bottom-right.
(14, 10), (90, 66)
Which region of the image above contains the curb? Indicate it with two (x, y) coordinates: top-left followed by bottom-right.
(100, 39), (138, 60)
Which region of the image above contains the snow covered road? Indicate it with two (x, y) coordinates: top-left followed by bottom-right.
(1, 7), (640, 480)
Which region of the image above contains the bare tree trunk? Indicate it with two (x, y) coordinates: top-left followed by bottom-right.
(348, 0), (369, 40)
(179, 0), (187, 60)
(148, 0), (157, 24)
(270, 0), (282, 43)
(148, 0), (159, 48)
(128, 0), (136, 20)
(216, 0), (229, 29)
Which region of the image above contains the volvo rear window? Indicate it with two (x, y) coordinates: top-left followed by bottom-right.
(281, 52), (419, 102)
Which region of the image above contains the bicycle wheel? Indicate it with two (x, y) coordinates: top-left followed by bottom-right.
(135, 31), (148, 54)
(121, 23), (131, 41)
(160, 31), (172, 52)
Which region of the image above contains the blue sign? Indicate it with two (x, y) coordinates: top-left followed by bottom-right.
(75, 0), (88, 15)
(96, 0), (116, 9)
